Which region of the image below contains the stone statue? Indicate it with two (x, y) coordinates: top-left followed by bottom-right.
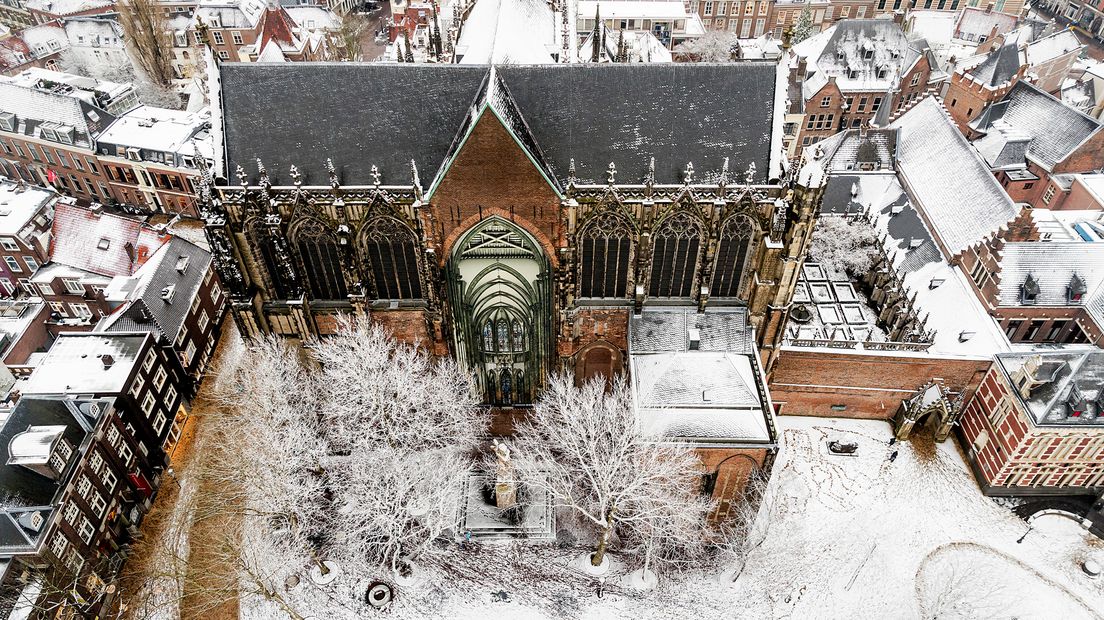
(493, 439), (518, 511)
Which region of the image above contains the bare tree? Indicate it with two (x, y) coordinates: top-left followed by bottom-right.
(713, 470), (773, 582)
(308, 318), (484, 573)
(917, 557), (1018, 619)
(117, 0), (175, 87)
(672, 30), (740, 62)
(335, 14), (372, 61)
(808, 215), (880, 279)
(513, 374), (712, 567)
(59, 50), (182, 109)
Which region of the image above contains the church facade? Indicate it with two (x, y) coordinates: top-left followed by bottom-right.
(199, 62), (824, 410)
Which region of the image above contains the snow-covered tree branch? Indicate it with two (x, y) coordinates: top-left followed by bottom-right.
(512, 374), (712, 568)
(808, 215), (880, 279)
(673, 30), (740, 62)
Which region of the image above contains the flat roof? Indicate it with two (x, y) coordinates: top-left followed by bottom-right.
(20, 333), (147, 395)
(0, 183), (53, 237)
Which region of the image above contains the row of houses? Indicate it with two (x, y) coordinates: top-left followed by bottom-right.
(0, 67), (212, 218)
(0, 180), (225, 616)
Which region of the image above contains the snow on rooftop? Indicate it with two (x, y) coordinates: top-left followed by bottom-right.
(22, 0), (111, 15)
(995, 242), (1104, 307)
(21, 333), (148, 395)
(890, 97), (1019, 257)
(455, 0), (560, 64)
(1024, 28), (1083, 66)
(863, 175), (1008, 358)
(577, 0), (693, 20)
(98, 106), (212, 161)
(0, 183), (53, 237)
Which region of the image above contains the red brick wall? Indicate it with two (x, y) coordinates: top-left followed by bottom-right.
(431, 110), (562, 261)
(769, 348), (990, 419)
(698, 446), (771, 520)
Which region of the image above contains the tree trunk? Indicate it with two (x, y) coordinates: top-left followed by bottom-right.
(592, 526), (611, 566)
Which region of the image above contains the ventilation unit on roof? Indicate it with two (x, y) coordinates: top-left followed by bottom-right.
(100, 354), (114, 369)
(161, 285), (175, 303)
(910, 239), (923, 249)
(891, 204), (905, 215)
(175, 256), (189, 274)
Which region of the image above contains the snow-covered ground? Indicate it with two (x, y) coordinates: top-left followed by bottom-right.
(250, 417), (1104, 619)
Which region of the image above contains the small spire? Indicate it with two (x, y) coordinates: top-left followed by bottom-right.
(410, 159), (422, 190)
(720, 157), (729, 187)
(289, 164), (302, 187)
(644, 157), (655, 186)
(235, 164), (247, 187)
(683, 162), (694, 184)
(606, 161), (617, 185)
(745, 162), (757, 185)
(371, 164), (382, 186)
(568, 158), (577, 185)
(327, 158), (338, 188)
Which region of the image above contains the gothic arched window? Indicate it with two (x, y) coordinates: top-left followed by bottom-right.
(500, 371), (513, 405)
(711, 215), (757, 299)
(486, 369), (498, 403)
(579, 212), (632, 299)
(251, 223), (290, 299)
(482, 320), (495, 351)
(512, 320), (525, 352)
(649, 212), (701, 298)
(293, 220), (347, 301)
(362, 217), (422, 300)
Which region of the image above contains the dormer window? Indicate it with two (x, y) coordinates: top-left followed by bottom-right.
(863, 49), (874, 61)
(1021, 274), (1039, 305)
(97, 238), (110, 250)
(1068, 273), (1086, 303)
(1066, 384), (1087, 418)
(161, 285), (176, 303)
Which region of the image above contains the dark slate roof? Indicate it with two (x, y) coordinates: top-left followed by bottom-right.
(970, 81), (1101, 171)
(221, 63), (489, 187)
(496, 63), (777, 184)
(98, 237), (213, 342)
(220, 62), (779, 187)
(967, 42), (1021, 87)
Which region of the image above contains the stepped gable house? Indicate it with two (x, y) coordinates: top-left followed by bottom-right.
(201, 62), (823, 409)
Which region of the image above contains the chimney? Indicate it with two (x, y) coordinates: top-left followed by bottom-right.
(688, 328), (701, 350)
(101, 354), (115, 369)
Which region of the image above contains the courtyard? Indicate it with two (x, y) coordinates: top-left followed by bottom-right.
(224, 414), (1104, 619)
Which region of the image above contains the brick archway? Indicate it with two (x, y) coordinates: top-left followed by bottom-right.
(574, 341), (624, 385)
(439, 207), (560, 269)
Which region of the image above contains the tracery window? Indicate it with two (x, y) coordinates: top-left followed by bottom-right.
(483, 321), (495, 351)
(362, 217), (422, 300)
(294, 220), (347, 301)
(711, 214), (756, 299)
(579, 212), (631, 298)
(649, 212), (701, 298)
(255, 229), (290, 299)
(512, 320), (525, 352)
(482, 314), (528, 353)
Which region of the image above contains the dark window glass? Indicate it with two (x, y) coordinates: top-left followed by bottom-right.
(579, 213), (631, 298)
(649, 212), (701, 298)
(362, 218), (422, 300)
(711, 215), (755, 298)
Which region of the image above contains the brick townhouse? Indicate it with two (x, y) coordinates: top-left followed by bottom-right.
(786, 19), (939, 156)
(32, 203), (172, 333)
(0, 181), (54, 298)
(768, 0), (877, 39)
(0, 68), (214, 217)
(0, 331), (192, 615)
(960, 352), (1104, 496)
(967, 81), (1104, 209)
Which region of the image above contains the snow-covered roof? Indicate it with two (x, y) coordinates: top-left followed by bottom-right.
(995, 242), (1104, 308)
(579, 26), (672, 63)
(963, 41), (1022, 87)
(628, 307), (775, 445)
(195, 0), (266, 29)
(996, 351), (1104, 426)
(49, 203), (171, 278)
(455, 0), (559, 64)
(284, 5), (339, 29)
(970, 81), (1101, 172)
(890, 97), (1019, 257)
(809, 20), (928, 94)
(21, 333), (148, 395)
(808, 128), (897, 174)
(22, 0), (111, 16)
(954, 6), (1018, 43)
(1024, 28), (1082, 66)
(98, 236), (213, 342)
(864, 174), (1009, 357)
(63, 17), (124, 49)
(0, 183), (55, 238)
(98, 106), (212, 166)
(906, 10), (955, 47)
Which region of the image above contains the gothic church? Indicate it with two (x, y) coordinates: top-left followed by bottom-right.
(200, 62), (823, 411)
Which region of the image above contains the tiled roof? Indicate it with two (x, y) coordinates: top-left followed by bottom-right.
(629, 307), (752, 353)
(997, 351), (1104, 426)
(220, 62), (779, 187)
(98, 237), (213, 342)
(965, 42), (1022, 87)
(971, 81), (1101, 171)
(995, 242), (1104, 307)
(891, 97), (1019, 257)
(49, 204), (170, 278)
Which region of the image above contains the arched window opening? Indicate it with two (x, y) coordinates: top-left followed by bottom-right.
(711, 215), (756, 299)
(362, 217), (422, 300)
(483, 320), (495, 351)
(500, 371), (513, 405)
(294, 220), (346, 301)
(496, 319), (510, 351)
(512, 320), (525, 352)
(649, 212), (701, 298)
(486, 369), (498, 403)
(579, 212), (631, 298)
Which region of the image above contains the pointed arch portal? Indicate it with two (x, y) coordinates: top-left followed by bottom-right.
(448, 217), (551, 406)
